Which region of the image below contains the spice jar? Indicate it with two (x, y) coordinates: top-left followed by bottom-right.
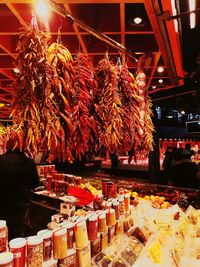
(119, 197), (125, 215)
(124, 194), (130, 212)
(37, 229), (52, 262)
(98, 213), (107, 233)
(74, 220), (88, 249)
(0, 221), (8, 253)
(9, 238), (26, 267)
(53, 228), (67, 259)
(87, 214), (98, 241)
(65, 223), (75, 249)
(106, 209), (116, 227)
(0, 252), (13, 267)
(113, 202), (120, 220)
(27, 236), (43, 267)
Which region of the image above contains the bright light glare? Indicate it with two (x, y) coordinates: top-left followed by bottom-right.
(35, 0), (50, 21)
(152, 86), (157, 89)
(189, 0), (195, 11)
(181, 110), (186, 115)
(158, 79), (163, 84)
(133, 17), (142, 24)
(190, 12), (196, 29)
(157, 66), (165, 73)
(170, 0), (178, 32)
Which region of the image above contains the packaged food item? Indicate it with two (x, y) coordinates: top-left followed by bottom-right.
(113, 202), (120, 221)
(60, 222), (75, 249)
(128, 227), (148, 244)
(98, 213), (107, 233)
(27, 236), (43, 267)
(53, 229), (67, 259)
(0, 221), (8, 253)
(87, 214), (98, 241)
(76, 243), (91, 267)
(91, 234), (100, 257)
(74, 220), (88, 249)
(93, 252), (105, 265)
(57, 249), (76, 267)
(99, 255), (113, 267)
(37, 229), (52, 262)
(9, 238), (26, 267)
(118, 198), (125, 215)
(124, 194), (130, 212)
(112, 258), (129, 267)
(106, 209), (116, 227)
(120, 246), (137, 265)
(0, 252), (13, 267)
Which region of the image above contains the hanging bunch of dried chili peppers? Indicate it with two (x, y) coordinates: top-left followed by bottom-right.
(95, 53), (123, 153)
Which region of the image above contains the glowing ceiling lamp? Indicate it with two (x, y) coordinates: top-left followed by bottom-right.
(133, 17), (143, 24)
(189, 0), (196, 29)
(157, 66), (165, 73)
(158, 79), (164, 84)
(35, 0), (50, 22)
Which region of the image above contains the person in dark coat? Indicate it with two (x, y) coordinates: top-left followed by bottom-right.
(168, 148), (200, 189)
(0, 135), (39, 240)
(110, 151), (119, 176)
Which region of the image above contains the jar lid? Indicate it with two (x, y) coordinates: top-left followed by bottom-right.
(106, 209), (115, 214)
(27, 236), (43, 245)
(0, 252), (13, 264)
(0, 220), (6, 228)
(124, 194), (130, 198)
(99, 213), (106, 219)
(67, 249), (76, 256)
(54, 228), (67, 236)
(88, 214), (97, 221)
(113, 202), (119, 206)
(9, 238), (26, 249)
(37, 229), (52, 239)
(65, 222), (74, 229)
(75, 219), (86, 227)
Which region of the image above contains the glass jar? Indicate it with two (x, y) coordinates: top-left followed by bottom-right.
(65, 222), (75, 249)
(124, 194), (130, 212)
(53, 229), (67, 260)
(9, 238), (26, 267)
(74, 220), (88, 249)
(98, 213), (107, 233)
(113, 202), (120, 220)
(106, 209), (116, 227)
(119, 197), (125, 215)
(0, 221), (8, 253)
(37, 229), (52, 262)
(0, 252), (13, 267)
(87, 214), (98, 241)
(27, 236), (43, 267)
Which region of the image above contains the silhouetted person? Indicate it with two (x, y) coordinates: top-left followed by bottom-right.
(168, 148), (200, 189)
(110, 151), (119, 176)
(0, 134), (39, 240)
(182, 143), (194, 162)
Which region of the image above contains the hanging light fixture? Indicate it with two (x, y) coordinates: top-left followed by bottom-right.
(157, 66), (165, 73)
(35, 0), (51, 22)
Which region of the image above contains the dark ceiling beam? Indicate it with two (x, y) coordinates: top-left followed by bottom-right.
(144, 0), (179, 86)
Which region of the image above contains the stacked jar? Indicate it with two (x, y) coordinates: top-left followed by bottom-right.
(0, 221), (8, 253)
(9, 238), (26, 267)
(0, 252), (13, 267)
(37, 229), (52, 262)
(27, 236), (43, 267)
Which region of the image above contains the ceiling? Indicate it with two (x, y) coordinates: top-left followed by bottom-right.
(0, 0), (188, 119)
